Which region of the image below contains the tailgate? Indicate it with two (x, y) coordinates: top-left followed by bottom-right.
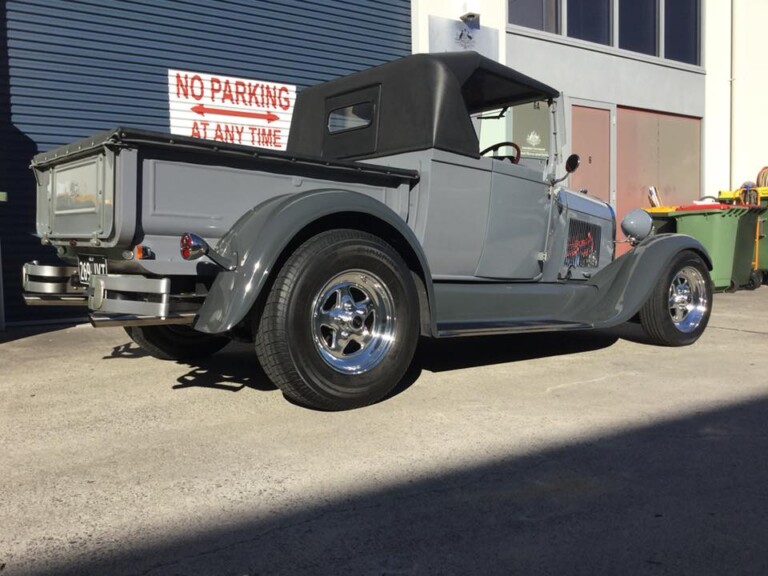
(33, 131), (118, 244)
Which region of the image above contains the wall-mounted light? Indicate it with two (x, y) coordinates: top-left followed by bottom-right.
(458, 0), (480, 26)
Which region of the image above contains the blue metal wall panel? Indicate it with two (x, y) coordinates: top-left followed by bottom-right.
(1, 0), (411, 325)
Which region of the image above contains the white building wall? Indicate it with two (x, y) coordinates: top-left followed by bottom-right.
(411, 0), (506, 58)
(703, 0), (732, 194)
(703, 0), (768, 192)
(731, 0), (768, 188)
(505, 33), (704, 118)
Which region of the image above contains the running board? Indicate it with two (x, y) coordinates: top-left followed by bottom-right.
(436, 320), (592, 338)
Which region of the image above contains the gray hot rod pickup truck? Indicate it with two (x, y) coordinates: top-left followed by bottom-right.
(23, 52), (713, 410)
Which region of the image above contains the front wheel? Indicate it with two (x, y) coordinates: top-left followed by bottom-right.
(254, 229), (420, 411)
(639, 250), (713, 346)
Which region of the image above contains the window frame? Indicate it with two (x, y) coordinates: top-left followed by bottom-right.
(506, 0), (701, 67)
(322, 84), (381, 159)
(327, 101), (376, 135)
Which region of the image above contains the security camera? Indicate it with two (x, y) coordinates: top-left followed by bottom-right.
(460, 11), (480, 23)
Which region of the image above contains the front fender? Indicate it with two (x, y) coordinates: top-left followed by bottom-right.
(194, 189), (433, 334)
(571, 233), (712, 328)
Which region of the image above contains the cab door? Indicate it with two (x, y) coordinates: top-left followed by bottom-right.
(474, 159), (551, 280)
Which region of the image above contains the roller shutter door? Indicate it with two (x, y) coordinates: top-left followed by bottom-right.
(1, 0), (411, 325)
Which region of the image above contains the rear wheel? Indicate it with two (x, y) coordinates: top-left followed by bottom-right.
(639, 250), (712, 346)
(124, 325), (230, 361)
(254, 229), (419, 411)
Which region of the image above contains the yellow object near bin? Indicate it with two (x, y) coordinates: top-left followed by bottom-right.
(718, 187), (768, 285)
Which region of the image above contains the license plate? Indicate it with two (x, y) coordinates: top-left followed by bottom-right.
(78, 255), (108, 286)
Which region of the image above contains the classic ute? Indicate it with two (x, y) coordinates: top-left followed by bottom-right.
(23, 52), (713, 410)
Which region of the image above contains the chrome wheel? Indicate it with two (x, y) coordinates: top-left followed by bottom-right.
(311, 269), (397, 375)
(668, 266), (709, 333)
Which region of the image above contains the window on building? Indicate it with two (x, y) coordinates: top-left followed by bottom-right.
(567, 0), (611, 45)
(508, 0), (559, 33)
(619, 0), (657, 56)
(665, 0), (700, 65)
(506, 0), (701, 67)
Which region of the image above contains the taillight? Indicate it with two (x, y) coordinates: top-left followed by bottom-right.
(180, 233), (193, 260)
(179, 233), (208, 261)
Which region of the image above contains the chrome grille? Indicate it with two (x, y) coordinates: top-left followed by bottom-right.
(565, 219), (601, 269)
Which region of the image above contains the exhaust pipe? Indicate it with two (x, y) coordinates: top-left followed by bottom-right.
(90, 312), (196, 328)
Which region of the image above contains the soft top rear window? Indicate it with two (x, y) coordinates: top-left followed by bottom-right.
(327, 101), (375, 134)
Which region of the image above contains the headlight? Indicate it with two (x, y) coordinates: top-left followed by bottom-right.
(620, 209), (653, 245)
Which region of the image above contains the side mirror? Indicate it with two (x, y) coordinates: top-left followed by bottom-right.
(550, 153), (581, 187)
(565, 154), (580, 174)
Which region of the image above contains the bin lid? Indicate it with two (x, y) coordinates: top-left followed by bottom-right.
(676, 203), (732, 211)
(644, 206), (679, 213)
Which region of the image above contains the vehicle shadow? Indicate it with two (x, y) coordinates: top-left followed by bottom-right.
(172, 342), (277, 393)
(386, 329), (620, 402)
(415, 329), (620, 373)
(0, 322), (82, 344)
(105, 340), (277, 392)
(105, 329), (621, 401)
(105, 341), (151, 360)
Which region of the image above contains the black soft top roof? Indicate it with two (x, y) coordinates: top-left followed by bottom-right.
(287, 51), (560, 160)
(426, 51), (559, 112)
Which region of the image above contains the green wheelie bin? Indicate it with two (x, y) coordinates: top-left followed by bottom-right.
(647, 203), (762, 290)
(719, 187), (768, 286)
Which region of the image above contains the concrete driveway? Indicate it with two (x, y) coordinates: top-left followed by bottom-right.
(2, 289), (767, 575)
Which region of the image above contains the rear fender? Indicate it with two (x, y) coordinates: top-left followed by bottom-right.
(194, 189), (434, 334)
(572, 233), (712, 328)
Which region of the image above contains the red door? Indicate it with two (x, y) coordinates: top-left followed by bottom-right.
(570, 105), (611, 205)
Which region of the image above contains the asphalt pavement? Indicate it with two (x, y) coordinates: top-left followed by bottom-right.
(1, 288), (767, 575)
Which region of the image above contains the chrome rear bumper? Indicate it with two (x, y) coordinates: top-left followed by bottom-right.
(23, 262), (85, 296)
(23, 262), (199, 327)
(88, 274), (171, 316)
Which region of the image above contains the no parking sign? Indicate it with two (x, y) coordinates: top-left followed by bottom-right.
(168, 70), (296, 150)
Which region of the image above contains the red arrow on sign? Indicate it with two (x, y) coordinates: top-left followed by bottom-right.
(190, 104), (279, 123)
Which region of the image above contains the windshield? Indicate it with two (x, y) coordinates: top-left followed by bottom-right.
(473, 100), (552, 169)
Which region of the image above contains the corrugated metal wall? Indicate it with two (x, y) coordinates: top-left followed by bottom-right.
(1, 0), (412, 326)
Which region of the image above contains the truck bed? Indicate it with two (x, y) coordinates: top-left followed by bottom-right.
(32, 127), (420, 185)
(32, 127), (419, 276)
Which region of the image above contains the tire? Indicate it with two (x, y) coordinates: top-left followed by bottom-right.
(639, 250), (713, 346)
(746, 270), (763, 291)
(124, 325), (230, 361)
(254, 229), (420, 411)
